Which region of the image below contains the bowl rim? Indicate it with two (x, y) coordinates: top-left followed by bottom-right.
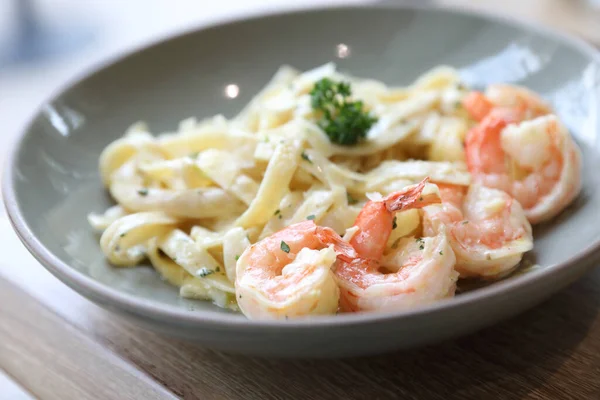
(4, 2), (600, 331)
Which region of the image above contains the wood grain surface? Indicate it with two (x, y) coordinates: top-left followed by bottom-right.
(0, 370), (34, 400)
(2, 1), (600, 399)
(0, 278), (178, 400)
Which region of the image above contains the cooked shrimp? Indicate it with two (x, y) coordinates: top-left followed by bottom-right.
(464, 84), (551, 122)
(235, 220), (356, 320)
(463, 85), (582, 223)
(334, 179), (459, 312)
(423, 184), (533, 279)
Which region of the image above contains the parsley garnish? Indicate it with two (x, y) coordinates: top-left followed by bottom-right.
(347, 192), (358, 205)
(301, 151), (312, 163)
(235, 255), (240, 261)
(392, 216), (397, 230)
(215, 266), (220, 272)
(462, 220), (469, 225)
(188, 152), (199, 159)
(307, 215), (316, 221)
(137, 188), (149, 196)
(310, 78), (378, 145)
(280, 241), (290, 253)
(439, 251), (443, 256)
(419, 245), (425, 250)
(196, 267), (214, 278)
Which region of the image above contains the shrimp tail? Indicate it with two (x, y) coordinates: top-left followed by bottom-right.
(384, 178), (441, 212)
(465, 109), (519, 174)
(315, 227), (357, 263)
(464, 91), (494, 121)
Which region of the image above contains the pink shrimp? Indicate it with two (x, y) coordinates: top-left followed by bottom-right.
(334, 179), (458, 313)
(463, 85), (582, 224)
(235, 220), (356, 320)
(423, 184), (533, 279)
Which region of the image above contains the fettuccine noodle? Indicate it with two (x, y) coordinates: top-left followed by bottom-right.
(89, 63), (472, 311)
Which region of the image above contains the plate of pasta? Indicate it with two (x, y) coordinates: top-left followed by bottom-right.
(4, 4), (600, 357)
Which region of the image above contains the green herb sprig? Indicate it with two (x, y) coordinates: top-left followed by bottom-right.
(310, 78), (378, 146)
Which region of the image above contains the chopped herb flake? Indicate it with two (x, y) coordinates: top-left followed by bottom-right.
(280, 241), (290, 253)
(310, 78), (378, 145)
(274, 209), (281, 216)
(301, 151), (312, 163)
(392, 216), (397, 230)
(216, 266), (220, 272)
(119, 232), (126, 238)
(307, 214), (316, 221)
(235, 255), (240, 261)
(137, 188), (149, 196)
(419, 245), (425, 250)
(462, 220), (469, 225)
(196, 267), (215, 278)
(439, 251), (443, 255)
(188, 152), (199, 159)
(347, 193), (358, 205)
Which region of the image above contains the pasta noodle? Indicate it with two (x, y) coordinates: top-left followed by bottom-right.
(90, 63), (474, 311)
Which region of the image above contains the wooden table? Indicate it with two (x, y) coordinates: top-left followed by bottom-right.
(1, 1), (599, 399)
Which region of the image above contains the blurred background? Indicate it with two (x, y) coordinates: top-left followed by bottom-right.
(0, 0), (599, 185)
(0, 0), (355, 165)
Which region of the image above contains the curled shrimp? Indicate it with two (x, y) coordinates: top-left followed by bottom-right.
(463, 84), (582, 224)
(465, 84), (551, 121)
(235, 220), (356, 320)
(334, 179), (459, 313)
(423, 184), (533, 279)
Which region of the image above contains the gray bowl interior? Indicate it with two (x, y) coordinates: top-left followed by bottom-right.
(8, 6), (600, 320)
